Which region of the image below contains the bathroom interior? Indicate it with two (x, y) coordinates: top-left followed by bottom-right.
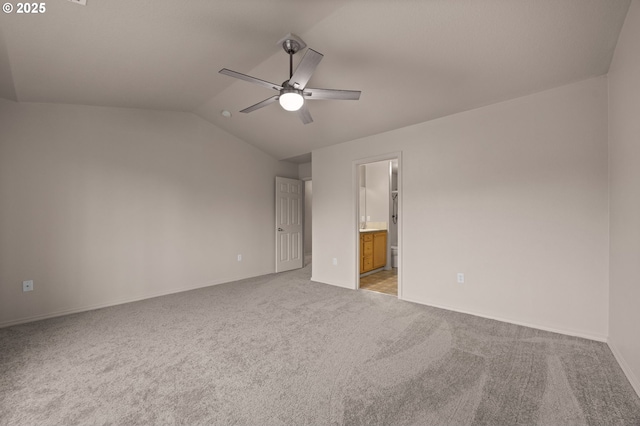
(358, 159), (399, 296)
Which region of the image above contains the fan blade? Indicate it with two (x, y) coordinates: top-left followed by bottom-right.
(289, 49), (323, 89)
(240, 95), (279, 113)
(297, 104), (313, 124)
(304, 87), (361, 100)
(219, 69), (282, 91)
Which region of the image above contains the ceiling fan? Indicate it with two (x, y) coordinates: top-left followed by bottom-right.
(219, 33), (361, 124)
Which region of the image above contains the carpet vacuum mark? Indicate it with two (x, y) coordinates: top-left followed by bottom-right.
(1, 264), (639, 425)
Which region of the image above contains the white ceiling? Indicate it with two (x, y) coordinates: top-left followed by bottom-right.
(0, 0), (631, 162)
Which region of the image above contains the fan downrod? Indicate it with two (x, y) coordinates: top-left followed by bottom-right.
(280, 35), (306, 78)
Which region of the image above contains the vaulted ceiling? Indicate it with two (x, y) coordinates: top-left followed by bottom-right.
(0, 0), (631, 161)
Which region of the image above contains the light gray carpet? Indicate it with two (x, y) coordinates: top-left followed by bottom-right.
(1, 264), (639, 425)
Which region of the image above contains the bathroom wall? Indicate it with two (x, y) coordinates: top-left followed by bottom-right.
(364, 161), (390, 228)
(389, 161), (398, 247)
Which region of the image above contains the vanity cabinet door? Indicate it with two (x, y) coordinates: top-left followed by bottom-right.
(360, 231), (386, 274)
(361, 233), (374, 273)
(373, 232), (387, 269)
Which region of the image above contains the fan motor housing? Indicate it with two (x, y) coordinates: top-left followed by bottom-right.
(280, 86), (303, 96)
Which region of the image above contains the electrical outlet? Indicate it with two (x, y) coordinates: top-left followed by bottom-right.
(457, 273), (465, 284)
(67, 0), (87, 5)
(23, 280), (34, 292)
(237, 254), (242, 261)
(332, 258), (338, 266)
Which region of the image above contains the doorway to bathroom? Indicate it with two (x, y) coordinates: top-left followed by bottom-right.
(355, 154), (401, 298)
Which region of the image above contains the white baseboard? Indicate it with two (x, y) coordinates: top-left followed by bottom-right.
(310, 276), (353, 290)
(608, 340), (640, 398)
(0, 270), (273, 329)
(400, 296), (608, 342)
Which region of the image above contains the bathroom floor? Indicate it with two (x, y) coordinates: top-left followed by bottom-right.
(359, 268), (398, 296)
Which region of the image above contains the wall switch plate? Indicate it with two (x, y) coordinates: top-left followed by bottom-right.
(457, 273), (465, 283)
(237, 254), (242, 261)
(23, 280), (34, 292)
(332, 258), (338, 266)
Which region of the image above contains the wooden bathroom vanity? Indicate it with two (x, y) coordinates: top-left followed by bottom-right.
(360, 230), (387, 274)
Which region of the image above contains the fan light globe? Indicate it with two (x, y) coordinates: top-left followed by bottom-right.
(279, 92), (304, 111)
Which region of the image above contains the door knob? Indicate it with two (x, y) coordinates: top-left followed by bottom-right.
(278, 228), (284, 232)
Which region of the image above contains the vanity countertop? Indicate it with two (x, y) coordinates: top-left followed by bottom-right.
(359, 228), (386, 233)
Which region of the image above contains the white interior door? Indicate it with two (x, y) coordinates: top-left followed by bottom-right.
(275, 177), (303, 272)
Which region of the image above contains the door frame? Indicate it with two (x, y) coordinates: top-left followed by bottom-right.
(353, 152), (403, 299)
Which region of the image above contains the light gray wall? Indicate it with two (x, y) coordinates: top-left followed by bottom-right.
(608, 0), (640, 396)
(298, 162), (312, 180)
(312, 77), (609, 340)
(0, 100), (297, 326)
(0, 32), (17, 101)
